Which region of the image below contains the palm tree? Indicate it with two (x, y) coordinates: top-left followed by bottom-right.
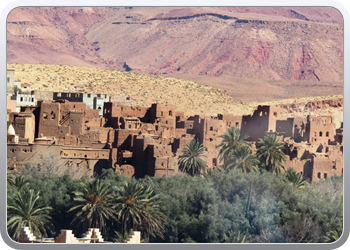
(222, 230), (249, 243)
(224, 146), (259, 173)
(7, 174), (29, 190)
(114, 182), (166, 241)
(7, 188), (52, 241)
(256, 134), (286, 175)
(178, 139), (208, 177)
(284, 168), (307, 189)
(216, 126), (249, 164)
(114, 228), (134, 243)
(138, 186), (166, 241)
(324, 229), (342, 243)
(69, 178), (116, 233)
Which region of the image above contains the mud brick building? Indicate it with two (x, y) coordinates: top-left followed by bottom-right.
(7, 97), (343, 181)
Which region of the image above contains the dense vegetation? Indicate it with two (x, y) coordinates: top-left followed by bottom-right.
(7, 129), (343, 243)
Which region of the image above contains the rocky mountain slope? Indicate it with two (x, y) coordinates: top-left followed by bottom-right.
(7, 7), (343, 100)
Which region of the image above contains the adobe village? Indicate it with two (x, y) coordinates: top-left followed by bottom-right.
(7, 68), (343, 182)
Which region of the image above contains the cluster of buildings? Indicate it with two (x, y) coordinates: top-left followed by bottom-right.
(6, 69), (343, 181)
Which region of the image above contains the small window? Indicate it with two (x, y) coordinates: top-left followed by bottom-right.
(326, 132), (329, 137)
(20, 97), (23, 102)
(161, 111), (163, 116)
(324, 173), (328, 179)
(210, 126), (213, 131)
(209, 138), (213, 142)
(319, 131), (323, 137)
(169, 111), (172, 116)
(259, 111), (263, 116)
(317, 172), (321, 179)
(129, 125), (131, 129)
(212, 158), (217, 166)
(235, 122), (239, 127)
(31, 98), (34, 102)
(87, 94), (91, 98)
(273, 112), (277, 117)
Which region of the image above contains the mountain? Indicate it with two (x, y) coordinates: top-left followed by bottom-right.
(7, 7), (343, 101)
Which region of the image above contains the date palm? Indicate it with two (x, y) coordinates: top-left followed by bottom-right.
(256, 134), (286, 175)
(178, 139), (208, 176)
(216, 126), (249, 164)
(284, 168), (307, 189)
(8, 174), (29, 190)
(224, 146), (259, 173)
(324, 229), (342, 243)
(7, 188), (52, 241)
(69, 178), (116, 233)
(114, 182), (166, 241)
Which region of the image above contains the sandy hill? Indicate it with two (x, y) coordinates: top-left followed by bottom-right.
(8, 63), (343, 127)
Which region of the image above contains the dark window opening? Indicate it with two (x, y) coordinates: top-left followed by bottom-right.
(210, 126), (213, 131)
(317, 172), (321, 179)
(319, 131), (323, 137)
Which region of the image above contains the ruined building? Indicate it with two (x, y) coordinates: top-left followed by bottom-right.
(7, 98), (343, 181)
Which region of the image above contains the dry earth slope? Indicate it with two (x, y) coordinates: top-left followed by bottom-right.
(8, 63), (343, 127)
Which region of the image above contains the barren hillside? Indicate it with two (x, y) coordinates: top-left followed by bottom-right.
(7, 7), (343, 102)
(8, 63), (343, 127)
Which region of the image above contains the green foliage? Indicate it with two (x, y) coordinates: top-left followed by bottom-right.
(14, 85), (22, 94)
(222, 230), (249, 243)
(7, 188), (52, 241)
(69, 178), (116, 234)
(256, 134), (286, 175)
(283, 167), (307, 190)
(6, 166), (342, 243)
(323, 229), (342, 243)
(224, 146), (259, 173)
(216, 126), (248, 164)
(178, 139), (208, 176)
(114, 181), (166, 241)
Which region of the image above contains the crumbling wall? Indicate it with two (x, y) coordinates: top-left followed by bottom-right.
(241, 106), (271, 141)
(308, 116), (336, 145)
(200, 117), (226, 169)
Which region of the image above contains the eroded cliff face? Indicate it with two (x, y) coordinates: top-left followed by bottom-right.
(7, 7), (343, 82)
(256, 96), (343, 127)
